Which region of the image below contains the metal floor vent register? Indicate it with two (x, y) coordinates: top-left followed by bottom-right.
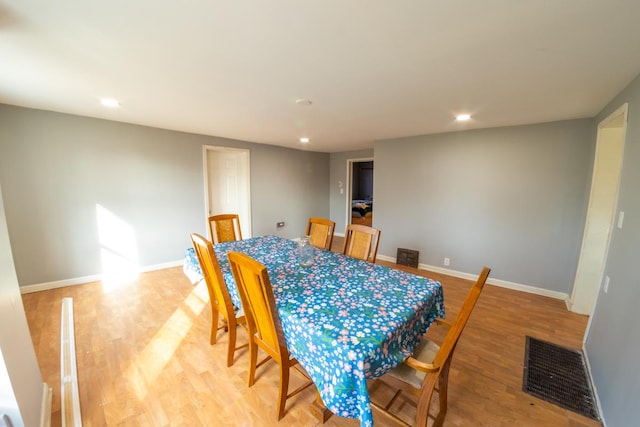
(523, 336), (599, 421)
(396, 248), (419, 268)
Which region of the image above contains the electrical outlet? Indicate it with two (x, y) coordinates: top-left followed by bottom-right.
(444, 257), (450, 266)
(276, 221), (285, 228)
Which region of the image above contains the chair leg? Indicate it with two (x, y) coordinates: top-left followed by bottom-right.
(226, 321), (237, 367)
(276, 362), (290, 420)
(247, 338), (258, 387)
(210, 307), (219, 345)
(416, 375), (437, 427)
(438, 364), (451, 417)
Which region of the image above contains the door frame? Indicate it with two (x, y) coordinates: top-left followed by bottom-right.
(569, 103), (627, 318)
(202, 146), (252, 238)
(345, 157), (374, 229)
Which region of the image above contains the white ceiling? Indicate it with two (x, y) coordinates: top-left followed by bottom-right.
(2, 1), (640, 153)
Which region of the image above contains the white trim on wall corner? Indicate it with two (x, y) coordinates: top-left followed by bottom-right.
(40, 383), (52, 427)
(581, 348), (605, 426)
(20, 260), (184, 294)
(376, 254), (570, 301)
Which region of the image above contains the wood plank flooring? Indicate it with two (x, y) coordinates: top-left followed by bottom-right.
(22, 238), (602, 426)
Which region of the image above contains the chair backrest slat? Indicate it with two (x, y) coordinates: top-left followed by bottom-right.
(228, 251), (286, 359)
(414, 266), (491, 426)
(190, 233), (236, 320)
(305, 217), (335, 250)
(342, 224), (381, 262)
(433, 266), (491, 368)
(208, 214), (242, 244)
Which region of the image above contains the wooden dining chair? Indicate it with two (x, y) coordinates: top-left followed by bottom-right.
(190, 233), (248, 367)
(342, 223), (381, 262)
(371, 266), (491, 427)
(208, 213), (242, 244)
(227, 251), (314, 420)
(305, 217), (335, 250)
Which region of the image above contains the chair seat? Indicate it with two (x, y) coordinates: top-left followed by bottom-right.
(387, 338), (440, 389)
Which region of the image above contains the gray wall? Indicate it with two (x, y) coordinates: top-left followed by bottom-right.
(0, 104), (329, 286)
(250, 143), (329, 239)
(0, 185), (45, 427)
(329, 149), (374, 234)
(586, 74), (640, 425)
(4, 83), (639, 424)
(373, 120), (594, 293)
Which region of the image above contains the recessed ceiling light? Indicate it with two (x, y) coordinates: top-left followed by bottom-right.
(295, 99), (312, 106)
(300, 137), (310, 143)
(456, 113), (471, 121)
(100, 98), (120, 108)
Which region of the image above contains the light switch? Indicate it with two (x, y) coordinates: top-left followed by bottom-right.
(1, 414), (13, 427)
(617, 211), (624, 229)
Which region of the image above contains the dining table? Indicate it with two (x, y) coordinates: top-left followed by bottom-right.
(184, 234), (445, 427)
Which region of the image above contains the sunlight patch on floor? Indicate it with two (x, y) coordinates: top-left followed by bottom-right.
(125, 281), (209, 400)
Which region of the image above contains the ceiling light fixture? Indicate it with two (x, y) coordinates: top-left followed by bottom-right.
(456, 113), (471, 121)
(300, 137), (310, 143)
(100, 98), (120, 108)
(295, 99), (312, 106)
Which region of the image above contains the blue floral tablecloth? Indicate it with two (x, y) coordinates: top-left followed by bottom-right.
(184, 235), (445, 426)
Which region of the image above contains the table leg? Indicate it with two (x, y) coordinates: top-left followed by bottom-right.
(310, 389), (333, 423)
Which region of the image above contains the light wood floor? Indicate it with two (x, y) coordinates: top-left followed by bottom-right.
(23, 238), (602, 426)
(350, 215), (373, 227)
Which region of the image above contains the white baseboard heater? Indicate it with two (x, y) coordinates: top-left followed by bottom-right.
(60, 298), (82, 427)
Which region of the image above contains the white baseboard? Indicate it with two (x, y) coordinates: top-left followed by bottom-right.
(21, 274), (103, 294)
(40, 383), (52, 427)
(20, 260), (184, 294)
(21, 254), (570, 302)
(376, 254), (569, 301)
(139, 260), (184, 272)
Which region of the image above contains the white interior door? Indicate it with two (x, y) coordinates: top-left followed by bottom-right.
(569, 104), (627, 315)
(204, 146), (251, 238)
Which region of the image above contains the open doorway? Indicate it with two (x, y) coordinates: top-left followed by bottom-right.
(347, 158), (374, 227)
(569, 103), (627, 315)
